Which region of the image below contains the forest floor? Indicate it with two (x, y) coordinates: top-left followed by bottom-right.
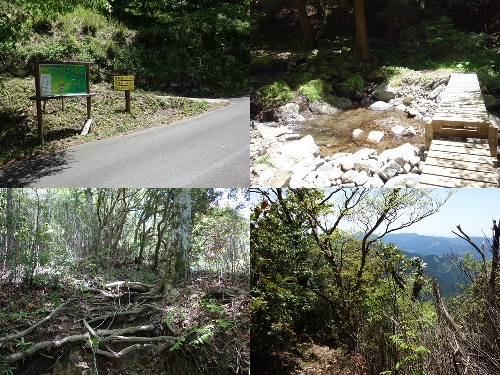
(255, 343), (367, 375)
(0, 265), (249, 375)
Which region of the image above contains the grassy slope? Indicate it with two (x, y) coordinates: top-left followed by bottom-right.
(0, 77), (227, 166)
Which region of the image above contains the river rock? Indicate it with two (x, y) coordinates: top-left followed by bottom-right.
(335, 82), (355, 98)
(367, 131), (384, 144)
(384, 174), (420, 188)
(327, 167), (343, 181)
(269, 170), (292, 187)
(391, 124), (406, 136)
(373, 82), (400, 101)
(483, 94), (500, 112)
(354, 159), (380, 174)
(427, 85), (444, 100)
(353, 148), (377, 160)
(275, 102), (301, 122)
(336, 97), (353, 109)
(338, 154), (356, 171)
(406, 126), (417, 136)
(280, 135), (319, 163)
(256, 124), (290, 140)
(354, 170), (369, 186)
(369, 101), (393, 111)
(352, 128), (363, 139)
(342, 169), (359, 183)
(309, 100), (342, 115)
(377, 160), (403, 181)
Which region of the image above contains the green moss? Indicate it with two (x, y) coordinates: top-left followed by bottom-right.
(255, 81), (294, 108)
(346, 74), (364, 92)
(298, 79), (332, 101)
(250, 56), (286, 75)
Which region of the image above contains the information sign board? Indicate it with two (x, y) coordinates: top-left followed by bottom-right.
(39, 64), (87, 96)
(114, 75), (134, 91)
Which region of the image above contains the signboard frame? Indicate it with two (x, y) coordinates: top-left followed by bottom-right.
(114, 75), (135, 113)
(30, 61), (96, 144)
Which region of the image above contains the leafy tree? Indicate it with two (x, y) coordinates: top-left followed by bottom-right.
(251, 188), (454, 373)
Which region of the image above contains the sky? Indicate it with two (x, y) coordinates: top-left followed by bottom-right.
(394, 189), (500, 237)
(250, 189), (500, 238)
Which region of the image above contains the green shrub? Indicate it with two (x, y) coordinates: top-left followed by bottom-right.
(346, 74), (364, 92)
(255, 81), (294, 108)
(298, 79), (332, 101)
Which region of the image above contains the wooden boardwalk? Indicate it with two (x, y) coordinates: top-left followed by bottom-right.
(418, 73), (498, 188)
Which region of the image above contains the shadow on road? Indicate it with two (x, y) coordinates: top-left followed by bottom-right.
(0, 150), (71, 187)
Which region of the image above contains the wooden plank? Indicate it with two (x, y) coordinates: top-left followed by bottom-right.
(425, 157), (494, 171)
(430, 139), (490, 150)
(420, 164), (497, 184)
(417, 174), (497, 188)
(428, 143), (492, 157)
(426, 150), (495, 166)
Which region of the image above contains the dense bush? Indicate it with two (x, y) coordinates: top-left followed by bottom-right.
(1, 3), (248, 95)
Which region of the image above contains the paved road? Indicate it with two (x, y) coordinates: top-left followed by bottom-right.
(0, 96), (249, 187)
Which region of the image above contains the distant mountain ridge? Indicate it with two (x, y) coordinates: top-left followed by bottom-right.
(380, 232), (488, 257)
(379, 233), (492, 296)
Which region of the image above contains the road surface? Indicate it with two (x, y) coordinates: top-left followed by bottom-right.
(0, 96), (249, 187)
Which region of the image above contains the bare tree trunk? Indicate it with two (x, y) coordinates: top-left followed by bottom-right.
(160, 189), (191, 292)
(487, 0), (500, 32)
(296, 0), (316, 48)
(4, 188), (13, 272)
(354, 0), (370, 62)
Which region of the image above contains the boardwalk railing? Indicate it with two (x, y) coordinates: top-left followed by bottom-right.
(418, 73), (498, 188)
(425, 73), (497, 156)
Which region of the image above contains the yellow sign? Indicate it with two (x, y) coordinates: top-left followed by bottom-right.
(114, 75), (134, 91)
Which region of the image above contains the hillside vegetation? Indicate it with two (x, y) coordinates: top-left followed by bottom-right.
(251, 189), (500, 375)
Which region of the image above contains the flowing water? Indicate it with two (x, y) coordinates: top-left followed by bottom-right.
(287, 105), (426, 157)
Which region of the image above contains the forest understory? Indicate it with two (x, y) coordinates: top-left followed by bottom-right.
(0, 266), (250, 375)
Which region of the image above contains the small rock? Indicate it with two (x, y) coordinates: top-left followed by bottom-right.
(352, 128), (363, 139)
(269, 170), (292, 187)
(391, 125), (406, 136)
(427, 85), (443, 100)
(377, 160), (403, 181)
(406, 126), (417, 136)
(369, 101), (393, 111)
(342, 169), (359, 183)
(483, 94), (500, 112)
(373, 82), (400, 101)
(354, 170), (369, 186)
(367, 131), (384, 144)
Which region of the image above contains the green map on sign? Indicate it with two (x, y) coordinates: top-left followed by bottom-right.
(39, 65), (87, 96)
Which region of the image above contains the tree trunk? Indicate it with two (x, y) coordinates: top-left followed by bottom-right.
(160, 189), (191, 291)
(354, 0), (370, 62)
(487, 0), (500, 32)
(296, 0), (316, 48)
(4, 188), (13, 272)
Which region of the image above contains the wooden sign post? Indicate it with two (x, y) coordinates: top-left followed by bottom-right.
(113, 75), (134, 113)
(30, 61), (95, 144)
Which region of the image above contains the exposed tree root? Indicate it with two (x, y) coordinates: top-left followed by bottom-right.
(3, 324), (173, 363)
(86, 303), (164, 324)
(0, 299), (72, 344)
(0, 284), (176, 365)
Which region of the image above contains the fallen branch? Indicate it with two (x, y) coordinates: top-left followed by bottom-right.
(0, 299), (72, 343)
